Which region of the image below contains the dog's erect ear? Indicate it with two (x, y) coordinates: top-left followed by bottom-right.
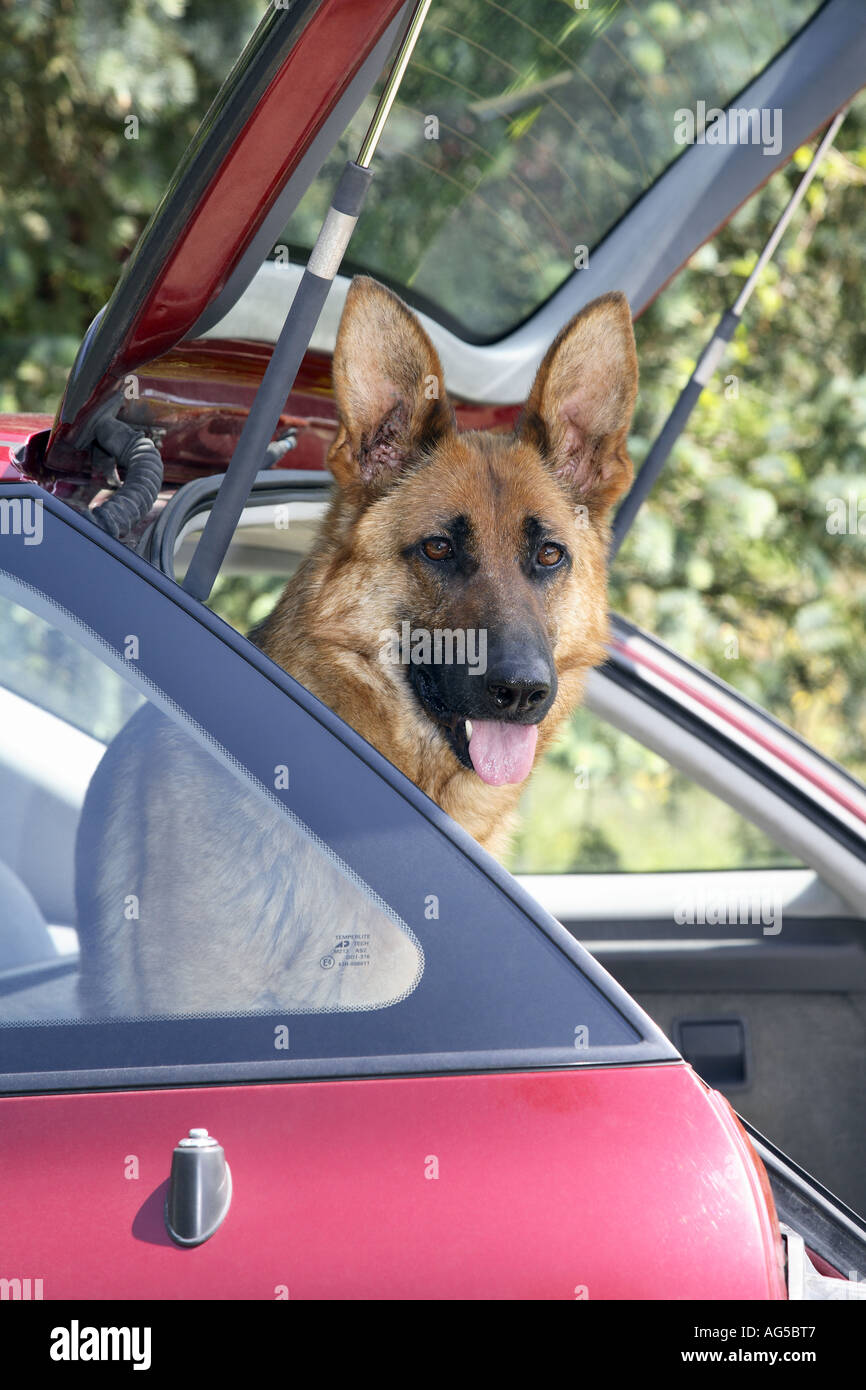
(329, 276), (456, 498)
(518, 291), (638, 513)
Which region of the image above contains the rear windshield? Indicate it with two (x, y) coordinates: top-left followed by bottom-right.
(278, 0), (824, 340)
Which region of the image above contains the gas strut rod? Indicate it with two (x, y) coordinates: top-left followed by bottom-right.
(183, 0), (433, 602)
(610, 106), (848, 561)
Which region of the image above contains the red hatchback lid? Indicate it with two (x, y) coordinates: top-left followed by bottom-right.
(51, 0), (406, 460)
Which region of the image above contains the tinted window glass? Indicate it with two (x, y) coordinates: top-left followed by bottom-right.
(279, 0), (822, 339)
(0, 592), (423, 1020)
(0, 599), (141, 742)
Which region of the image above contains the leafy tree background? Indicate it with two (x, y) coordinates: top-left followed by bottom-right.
(1, 0), (864, 874)
(0, 0), (263, 412)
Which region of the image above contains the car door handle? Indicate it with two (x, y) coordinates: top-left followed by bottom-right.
(165, 1128), (232, 1246)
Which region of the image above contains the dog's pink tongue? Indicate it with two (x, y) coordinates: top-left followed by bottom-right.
(468, 721), (538, 786)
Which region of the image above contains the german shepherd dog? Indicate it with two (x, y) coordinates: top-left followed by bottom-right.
(76, 277), (638, 1016)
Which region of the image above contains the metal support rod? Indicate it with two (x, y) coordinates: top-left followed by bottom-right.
(357, 0), (432, 167)
(182, 0), (432, 602)
(610, 107), (847, 561)
(731, 107), (847, 316)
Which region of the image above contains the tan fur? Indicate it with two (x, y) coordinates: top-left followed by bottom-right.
(254, 278), (638, 860)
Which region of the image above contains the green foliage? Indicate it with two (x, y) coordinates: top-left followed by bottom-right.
(507, 705), (796, 874)
(0, 0), (263, 412)
(615, 97), (866, 788)
(207, 573), (286, 636)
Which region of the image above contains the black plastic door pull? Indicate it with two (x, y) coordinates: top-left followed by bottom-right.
(165, 1128), (232, 1247)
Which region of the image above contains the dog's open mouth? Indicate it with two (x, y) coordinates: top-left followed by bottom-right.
(410, 668), (539, 786)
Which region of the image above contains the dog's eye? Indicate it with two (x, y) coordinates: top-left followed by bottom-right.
(537, 543), (564, 568)
(421, 537), (453, 561)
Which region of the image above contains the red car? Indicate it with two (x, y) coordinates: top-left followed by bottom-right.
(1, 0), (865, 1306)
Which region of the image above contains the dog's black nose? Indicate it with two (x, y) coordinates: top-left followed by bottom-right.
(486, 678), (551, 716)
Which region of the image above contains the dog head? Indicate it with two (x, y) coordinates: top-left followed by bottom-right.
(325, 276), (638, 788)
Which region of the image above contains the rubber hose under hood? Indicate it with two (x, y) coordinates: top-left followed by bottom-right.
(89, 416), (163, 541)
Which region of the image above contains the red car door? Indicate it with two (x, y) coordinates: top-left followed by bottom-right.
(0, 491), (785, 1300)
(3, 1069), (783, 1301)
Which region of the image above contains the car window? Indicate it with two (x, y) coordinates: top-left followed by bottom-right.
(276, 0), (823, 340)
(0, 585), (424, 1018)
(0, 500), (661, 1090)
